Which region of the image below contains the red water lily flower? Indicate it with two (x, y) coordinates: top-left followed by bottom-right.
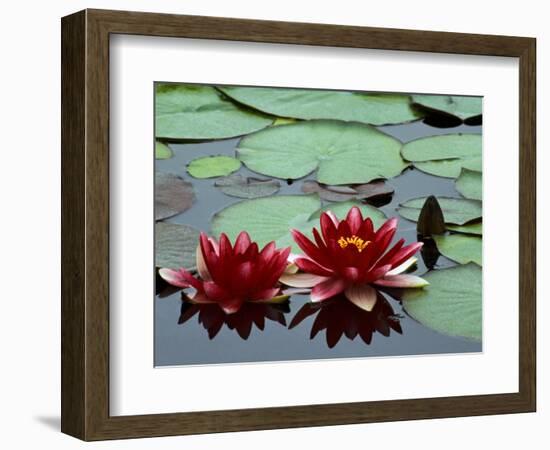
(282, 206), (427, 311)
(159, 231), (291, 314)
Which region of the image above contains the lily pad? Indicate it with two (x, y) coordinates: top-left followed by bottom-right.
(187, 155), (241, 178)
(301, 180), (393, 203)
(211, 195), (386, 253)
(401, 134), (482, 178)
(219, 86), (423, 125)
(412, 94), (482, 121)
(155, 222), (200, 269)
(237, 120), (407, 185)
(155, 141), (173, 159)
(398, 197), (482, 225)
(455, 168), (482, 201)
(433, 234), (482, 265)
(447, 222), (483, 235)
(214, 174), (281, 199)
(402, 264), (482, 341)
(155, 172), (195, 221)
(155, 84), (273, 140)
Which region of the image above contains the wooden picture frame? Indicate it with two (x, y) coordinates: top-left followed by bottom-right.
(61, 8), (536, 441)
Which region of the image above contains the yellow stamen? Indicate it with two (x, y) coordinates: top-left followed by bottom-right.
(337, 235), (371, 252)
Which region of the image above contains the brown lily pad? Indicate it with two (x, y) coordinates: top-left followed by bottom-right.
(301, 180), (394, 203)
(155, 172), (195, 221)
(214, 174), (281, 199)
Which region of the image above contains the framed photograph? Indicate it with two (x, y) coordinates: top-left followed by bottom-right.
(61, 9), (536, 441)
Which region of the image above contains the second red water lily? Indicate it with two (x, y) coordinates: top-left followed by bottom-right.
(159, 231), (290, 314)
(282, 206), (428, 312)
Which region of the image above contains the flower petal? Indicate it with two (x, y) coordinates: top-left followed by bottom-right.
(195, 244), (211, 281)
(295, 257), (335, 277)
(345, 206), (363, 234)
(291, 229), (332, 268)
(158, 268), (191, 288)
(279, 273), (329, 288)
(374, 274), (429, 288)
(345, 284), (378, 312)
(311, 277), (347, 302)
(284, 263), (299, 274)
(234, 231), (252, 254)
(386, 257), (418, 276)
(388, 242), (424, 268)
(219, 298), (244, 314)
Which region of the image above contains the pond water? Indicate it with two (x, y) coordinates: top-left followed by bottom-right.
(155, 119), (482, 367)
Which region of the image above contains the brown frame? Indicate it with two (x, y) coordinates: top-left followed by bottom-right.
(61, 8), (536, 441)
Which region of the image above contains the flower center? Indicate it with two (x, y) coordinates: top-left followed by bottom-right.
(337, 235), (371, 253)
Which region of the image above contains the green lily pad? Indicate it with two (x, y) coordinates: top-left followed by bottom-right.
(214, 174), (281, 199)
(402, 134), (482, 178)
(211, 195), (386, 253)
(187, 155), (241, 178)
(434, 234), (482, 265)
(398, 197), (482, 225)
(237, 120), (407, 185)
(155, 172), (195, 221)
(412, 94), (482, 121)
(455, 168), (482, 201)
(155, 222), (200, 270)
(447, 222), (482, 235)
(155, 84), (272, 140)
(403, 264), (482, 341)
(219, 86), (423, 125)
(155, 141), (173, 159)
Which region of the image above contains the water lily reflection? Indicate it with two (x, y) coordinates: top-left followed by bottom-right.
(289, 291), (402, 348)
(178, 296), (290, 340)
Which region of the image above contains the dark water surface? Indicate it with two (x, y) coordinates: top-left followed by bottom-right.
(155, 120), (482, 367)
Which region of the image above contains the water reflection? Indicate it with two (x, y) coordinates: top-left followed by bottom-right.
(177, 296), (290, 339)
(289, 292), (402, 348)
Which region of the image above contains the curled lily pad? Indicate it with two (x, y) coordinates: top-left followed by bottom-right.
(398, 197), (482, 225)
(403, 264), (482, 341)
(455, 168), (482, 201)
(433, 234), (482, 266)
(416, 195), (446, 237)
(402, 134), (482, 178)
(155, 141), (173, 159)
(155, 83), (272, 140)
(155, 222), (200, 270)
(155, 172), (195, 221)
(211, 195), (386, 253)
(412, 94), (482, 121)
(301, 180), (393, 203)
(214, 174), (281, 199)
(447, 222), (482, 235)
(237, 120), (407, 185)
(187, 155), (241, 179)
(219, 86), (423, 125)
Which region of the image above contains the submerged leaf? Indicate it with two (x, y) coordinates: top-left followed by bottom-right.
(187, 155), (241, 178)
(455, 168), (482, 201)
(412, 94), (482, 121)
(237, 120), (407, 184)
(398, 196), (482, 225)
(155, 83), (272, 140)
(219, 86), (423, 125)
(155, 222), (200, 270)
(402, 264), (482, 341)
(155, 172), (195, 221)
(214, 174), (281, 199)
(401, 134), (482, 178)
(155, 141), (173, 159)
(416, 195), (446, 236)
(434, 234), (482, 265)
(301, 180), (394, 203)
